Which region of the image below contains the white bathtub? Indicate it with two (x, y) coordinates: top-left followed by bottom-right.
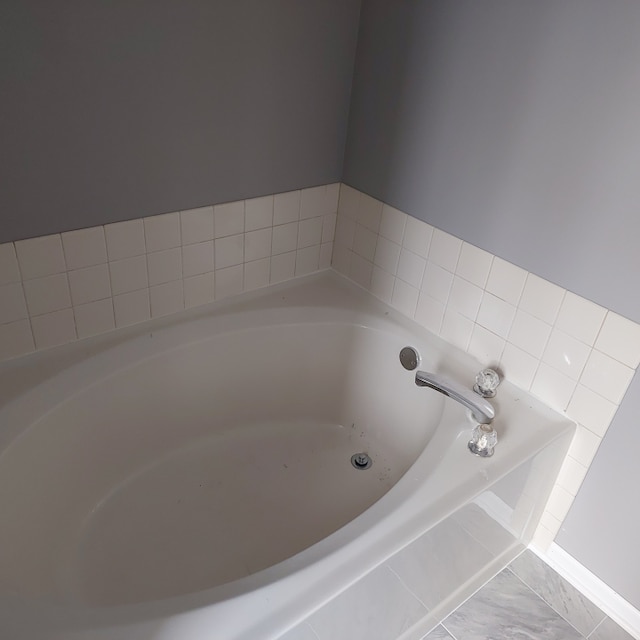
(0, 271), (574, 640)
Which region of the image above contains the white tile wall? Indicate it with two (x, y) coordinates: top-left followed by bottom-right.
(0, 184), (339, 362)
(332, 185), (640, 552)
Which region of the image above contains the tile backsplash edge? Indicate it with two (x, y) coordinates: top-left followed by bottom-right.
(331, 183), (640, 552)
(0, 184), (339, 362)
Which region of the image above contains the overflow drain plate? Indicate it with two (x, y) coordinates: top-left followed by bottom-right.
(351, 453), (372, 470)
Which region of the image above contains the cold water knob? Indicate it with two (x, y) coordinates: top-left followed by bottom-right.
(468, 423), (498, 457)
(474, 368), (500, 398)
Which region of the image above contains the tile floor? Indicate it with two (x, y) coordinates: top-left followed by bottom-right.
(283, 550), (636, 640)
(417, 551), (634, 640)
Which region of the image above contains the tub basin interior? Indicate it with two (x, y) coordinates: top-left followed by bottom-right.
(0, 321), (444, 607)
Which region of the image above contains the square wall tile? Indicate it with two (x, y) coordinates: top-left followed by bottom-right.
(15, 234), (66, 280)
(486, 257), (527, 305)
(182, 241), (214, 277)
(396, 249), (425, 289)
(448, 276), (483, 321)
(244, 258), (270, 291)
(519, 273), (565, 325)
(566, 384), (618, 437)
(326, 183), (340, 213)
(23, 274), (71, 316)
(68, 264), (112, 305)
(104, 219), (146, 261)
(147, 247), (182, 286)
(370, 266), (395, 305)
(428, 229), (462, 273)
(319, 242), (333, 270)
(245, 196), (273, 231)
(415, 293), (445, 335)
(402, 216), (433, 258)
(467, 324), (505, 365)
(180, 206), (214, 245)
(476, 292), (516, 340)
(274, 190), (301, 225)
(331, 243), (351, 276)
(0, 319), (34, 360)
(580, 349), (634, 405)
(244, 228), (272, 263)
(357, 193), (383, 232)
(298, 216), (323, 249)
(568, 425), (602, 467)
(322, 213), (337, 244)
(296, 245), (321, 277)
(542, 329), (591, 381)
(270, 251), (296, 284)
(379, 204), (406, 244)
(421, 262), (453, 304)
(74, 299), (115, 339)
(109, 255), (148, 295)
(352, 224), (377, 262)
(595, 311), (640, 368)
(214, 201), (244, 238)
(531, 363), (576, 412)
(144, 212), (181, 252)
(508, 310), (552, 358)
(300, 185), (328, 219)
(391, 279), (419, 318)
(0, 283), (28, 324)
(0, 243), (21, 285)
(61, 227), (107, 270)
(272, 223), (298, 256)
(348, 253), (373, 289)
(31, 309), (76, 349)
(150, 280), (184, 318)
(337, 184), (359, 219)
(215, 235), (244, 270)
(215, 264), (243, 299)
(184, 273), (215, 308)
(374, 236), (401, 275)
(114, 289), (150, 327)
(455, 242), (493, 288)
(334, 216), (356, 249)
(500, 343), (539, 390)
(440, 309), (474, 352)
(555, 292), (607, 346)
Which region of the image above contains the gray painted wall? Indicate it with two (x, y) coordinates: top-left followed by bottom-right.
(557, 371), (640, 609)
(344, 0), (640, 610)
(0, 0), (361, 243)
(344, 0), (640, 325)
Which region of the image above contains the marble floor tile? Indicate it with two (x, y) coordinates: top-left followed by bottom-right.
(308, 565), (427, 640)
(510, 550), (606, 636)
(388, 516), (493, 609)
(588, 616), (637, 640)
(443, 568), (584, 639)
(422, 624), (456, 639)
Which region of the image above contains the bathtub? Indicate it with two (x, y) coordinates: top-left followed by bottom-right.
(0, 271), (574, 640)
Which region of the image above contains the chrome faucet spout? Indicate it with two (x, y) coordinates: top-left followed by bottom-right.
(415, 370), (495, 424)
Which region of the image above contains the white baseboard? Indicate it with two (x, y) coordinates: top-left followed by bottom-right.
(530, 542), (640, 639)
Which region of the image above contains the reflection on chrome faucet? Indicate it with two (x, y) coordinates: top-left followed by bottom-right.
(415, 370), (495, 424)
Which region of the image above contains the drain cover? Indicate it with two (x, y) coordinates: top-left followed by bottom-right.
(351, 453), (372, 470)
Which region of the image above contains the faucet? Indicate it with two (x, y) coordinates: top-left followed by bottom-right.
(415, 370), (495, 424)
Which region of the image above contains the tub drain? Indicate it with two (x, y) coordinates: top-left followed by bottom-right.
(351, 453), (372, 470)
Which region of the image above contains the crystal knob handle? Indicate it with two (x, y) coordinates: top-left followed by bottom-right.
(474, 368), (500, 398)
(468, 423), (498, 457)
